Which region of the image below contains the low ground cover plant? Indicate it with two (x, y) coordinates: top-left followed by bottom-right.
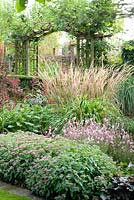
(0, 132), (116, 200)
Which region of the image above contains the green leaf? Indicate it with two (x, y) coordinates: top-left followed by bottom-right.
(35, 0), (45, 3)
(16, 0), (27, 12)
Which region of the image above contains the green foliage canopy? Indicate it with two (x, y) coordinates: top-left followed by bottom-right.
(48, 0), (120, 38)
(0, 1), (50, 42)
(0, 0), (123, 67)
(1, 0), (122, 41)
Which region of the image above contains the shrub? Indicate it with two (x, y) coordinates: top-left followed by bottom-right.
(0, 132), (50, 184)
(0, 104), (67, 134)
(63, 119), (134, 163)
(39, 65), (130, 104)
(117, 76), (134, 116)
(0, 104), (46, 133)
(0, 67), (26, 108)
(0, 132), (116, 199)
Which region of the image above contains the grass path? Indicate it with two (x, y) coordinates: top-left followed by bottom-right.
(0, 189), (31, 200)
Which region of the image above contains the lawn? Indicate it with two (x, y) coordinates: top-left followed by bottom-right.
(0, 189), (31, 200)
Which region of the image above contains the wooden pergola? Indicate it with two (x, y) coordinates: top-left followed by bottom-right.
(10, 22), (113, 75)
(12, 23), (53, 76)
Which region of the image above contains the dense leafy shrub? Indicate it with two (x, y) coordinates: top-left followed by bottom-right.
(0, 132), (50, 183)
(0, 104), (46, 133)
(0, 104), (68, 134)
(117, 76), (134, 116)
(0, 132), (51, 183)
(0, 98), (122, 134)
(0, 67), (28, 108)
(0, 132), (116, 199)
(64, 119), (134, 163)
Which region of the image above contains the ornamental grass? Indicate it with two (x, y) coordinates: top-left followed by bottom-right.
(39, 65), (131, 104)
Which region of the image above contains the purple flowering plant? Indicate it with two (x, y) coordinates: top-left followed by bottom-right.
(63, 118), (134, 163)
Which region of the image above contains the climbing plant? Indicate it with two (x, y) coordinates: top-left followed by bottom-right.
(0, 0), (124, 73)
(47, 0), (122, 67)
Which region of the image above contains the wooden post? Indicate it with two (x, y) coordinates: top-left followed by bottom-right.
(76, 37), (80, 66)
(26, 40), (30, 75)
(90, 38), (95, 68)
(85, 38), (90, 68)
(53, 48), (56, 56)
(36, 41), (39, 74)
(81, 39), (85, 66)
(22, 41), (26, 75)
(14, 41), (18, 74)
